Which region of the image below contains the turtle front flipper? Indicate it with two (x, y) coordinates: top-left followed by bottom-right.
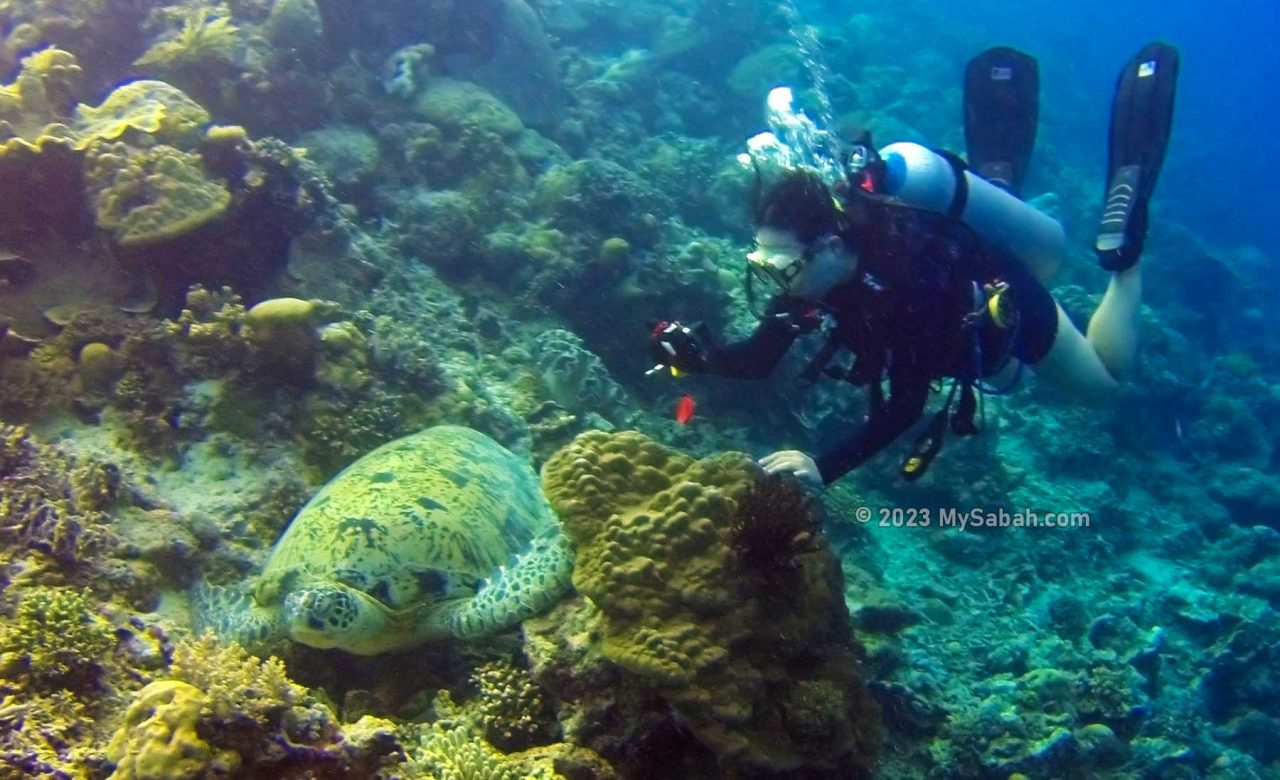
(190, 581), (287, 654)
(430, 532), (574, 639)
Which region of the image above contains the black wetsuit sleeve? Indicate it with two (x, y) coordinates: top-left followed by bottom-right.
(701, 310), (802, 379)
(814, 357), (931, 483)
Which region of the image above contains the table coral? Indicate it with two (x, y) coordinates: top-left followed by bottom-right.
(539, 430), (878, 776)
(73, 78), (212, 149)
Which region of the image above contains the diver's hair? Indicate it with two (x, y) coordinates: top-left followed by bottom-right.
(753, 169), (839, 245)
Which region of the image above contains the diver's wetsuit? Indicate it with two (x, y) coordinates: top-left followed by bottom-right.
(704, 195), (1058, 483)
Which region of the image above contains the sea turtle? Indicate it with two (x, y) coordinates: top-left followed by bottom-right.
(191, 425), (574, 655)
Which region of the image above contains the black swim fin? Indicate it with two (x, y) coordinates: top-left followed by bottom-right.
(964, 46), (1040, 197)
(1096, 42), (1179, 272)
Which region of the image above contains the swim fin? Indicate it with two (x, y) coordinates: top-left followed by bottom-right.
(1096, 42), (1179, 272)
(964, 46), (1040, 197)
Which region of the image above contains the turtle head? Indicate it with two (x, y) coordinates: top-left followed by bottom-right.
(281, 582), (394, 655)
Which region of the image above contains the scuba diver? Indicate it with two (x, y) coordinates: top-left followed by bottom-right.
(649, 43), (1180, 487)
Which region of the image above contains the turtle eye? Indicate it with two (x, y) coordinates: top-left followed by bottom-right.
(334, 568), (369, 590)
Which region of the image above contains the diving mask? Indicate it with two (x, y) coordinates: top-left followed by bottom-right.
(746, 239), (809, 290)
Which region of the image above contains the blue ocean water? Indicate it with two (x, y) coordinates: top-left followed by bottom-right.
(821, 0), (1280, 260)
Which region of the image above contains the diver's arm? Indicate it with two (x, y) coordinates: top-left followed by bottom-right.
(702, 312), (800, 379)
(655, 297), (811, 379)
(813, 362), (930, 483)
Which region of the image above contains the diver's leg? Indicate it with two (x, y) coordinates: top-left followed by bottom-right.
(1086, 265), (1141, 377)
(1032, 43), (1179, 401)
(964, 46), (1039, 196)
(1029, 304), (1122, 404)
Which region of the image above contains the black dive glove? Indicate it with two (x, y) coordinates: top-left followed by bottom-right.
(648, 320), (709, 373)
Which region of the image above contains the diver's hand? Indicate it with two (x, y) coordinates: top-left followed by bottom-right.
(758, 450), (823, 490)
(648, 320), (707, 373)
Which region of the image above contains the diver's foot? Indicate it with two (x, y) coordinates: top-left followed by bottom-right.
(1095, 42), (1178, 273)
(964, 46), (1039, 198)
(1095, 164), (1146, 272)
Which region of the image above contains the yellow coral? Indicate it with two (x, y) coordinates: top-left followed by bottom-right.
(168, 634), (303, 724)
(0, 587), (116, 691)
(244, 297), (318, 330)
(105, 680), (236, 780)
(135, 6), (242, 70)
(409, 722), (562, 780)
(541, 430), (754, 686)
(0, 690), (99, 777)
(85, 141), (230, 246)
(540, 431), (878, 775)
(74, 80), (211, 148)
(1, 52), (212, 159)
(0, 47), (82, 153)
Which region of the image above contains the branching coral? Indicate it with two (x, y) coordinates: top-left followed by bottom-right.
(410, 722), (561, 780)
(113, 635), (401, 778)
(166, 285), (249, 377)
(300, 384), (416, 481)
(0, 424), (119, 570)
(0, 689), (101, 778)
(168, 634), (303, 726)
(0, 587), (116, 695)
(472, 660), (557, 753)
(0, 587), (121, 776)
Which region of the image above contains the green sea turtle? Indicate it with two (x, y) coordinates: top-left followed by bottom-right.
(191, 425), (574, 655)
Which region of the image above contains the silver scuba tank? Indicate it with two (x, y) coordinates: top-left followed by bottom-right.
(877, 142), (1066, 283)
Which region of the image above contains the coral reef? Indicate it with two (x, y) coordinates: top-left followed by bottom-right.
(535, 429), (878, 776)
(135, 5), (242, 72)
(0, 1), (1276, 777)
(471, 659), (558, 752)
(0, 424), (120, 572)
(531, 328), (636, 428)
(86, 141), (233, 248)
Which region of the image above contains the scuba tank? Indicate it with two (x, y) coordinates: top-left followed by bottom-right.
(875, 142), (1066, 283)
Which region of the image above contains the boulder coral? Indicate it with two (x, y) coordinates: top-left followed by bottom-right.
(538, 430), (878, 776)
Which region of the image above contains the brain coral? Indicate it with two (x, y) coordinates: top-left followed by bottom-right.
(540, 430), (878, 775)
